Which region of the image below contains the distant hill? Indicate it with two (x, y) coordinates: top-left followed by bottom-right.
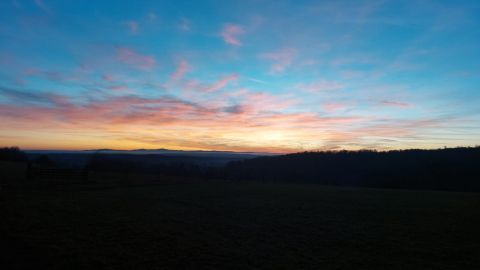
(26, 149), (273, 158)
(24, 149), (273, 170)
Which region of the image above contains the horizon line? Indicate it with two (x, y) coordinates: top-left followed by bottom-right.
(8, 144), (480, 155)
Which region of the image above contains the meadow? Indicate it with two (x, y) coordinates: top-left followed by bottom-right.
(2, 181), (480, 269)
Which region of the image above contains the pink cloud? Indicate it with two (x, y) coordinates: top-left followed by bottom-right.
(380, 100), (413, 108)
(323, 103), (348, 112)
(243, 92), (297, 113)
(203, 74), (239, 92)
(116, 47), (156, 71)
(183, 74), (239, 93)
(220, 24), (244, 46)
(212, 89), (297, 116)
(23, 68), (39, 76)
(297, 80), (344, 92)
(261, 48), (296, 73)
(125, 20), (139, 34)
(170, 60), (191, 81)
(348, 119), (444, 142)
(225, 88), (249, 98)
(102, 74), (114, 82)
(106, 85), (130, 92)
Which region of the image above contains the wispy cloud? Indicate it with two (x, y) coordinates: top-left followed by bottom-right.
(124, 20), (139, 34)
(220, 24), (244, 46)
(297, 80), (344, 92)
(106, 85), (130, 92)
(170, 60), (191, 81)
(184, 74), (239, 93)
(247, 77), (267, 84)
(380, 100), (413, 109)
(323, 103), (348, 112)
(242, 92), (297, 113)
(203, 74), (239, 92)
(102, 74), (114, 82)
(260, 48), (296, 74)
(34, 0), (52, 14)
(116, 47), (156, 71)
(0, 86), (51, 104)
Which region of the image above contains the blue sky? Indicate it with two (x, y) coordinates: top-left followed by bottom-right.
(0, 0), (479, 152)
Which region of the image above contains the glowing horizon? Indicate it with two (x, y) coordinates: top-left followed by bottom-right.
(1, 0), (479, 153)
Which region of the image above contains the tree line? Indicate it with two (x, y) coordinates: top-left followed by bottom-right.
(226, 147), (480, 191)
(2, 146), (479, 192)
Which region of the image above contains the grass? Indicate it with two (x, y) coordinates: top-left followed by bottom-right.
(1, 181), (480, 269)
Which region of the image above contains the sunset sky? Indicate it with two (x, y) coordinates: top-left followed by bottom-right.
(0, 0), (479, 152)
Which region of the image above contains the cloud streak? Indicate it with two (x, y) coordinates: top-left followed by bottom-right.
(116, 47), (156, 70)
(203, 74), (239, 92)
(170, 60), (191, 81)
(323, 103), (348, 112)
(124, 21), (139, 34)
(261, 48), (296, 74)
(183, 74), (239, 93)
(380, 100), (413, 108)
(220, 24), (244, 46)
(34, 0), (52, 14)
(297, 80), (344, 92)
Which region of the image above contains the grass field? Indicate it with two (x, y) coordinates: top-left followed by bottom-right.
(1, 181), (480, 269)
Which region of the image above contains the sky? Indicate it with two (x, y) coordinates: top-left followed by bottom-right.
(0, 0), (479, 153)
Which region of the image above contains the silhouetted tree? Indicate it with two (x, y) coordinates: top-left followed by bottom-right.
(0, 146), (27, 162)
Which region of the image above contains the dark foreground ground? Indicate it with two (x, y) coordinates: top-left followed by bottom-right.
(1, 181), (480, 270)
